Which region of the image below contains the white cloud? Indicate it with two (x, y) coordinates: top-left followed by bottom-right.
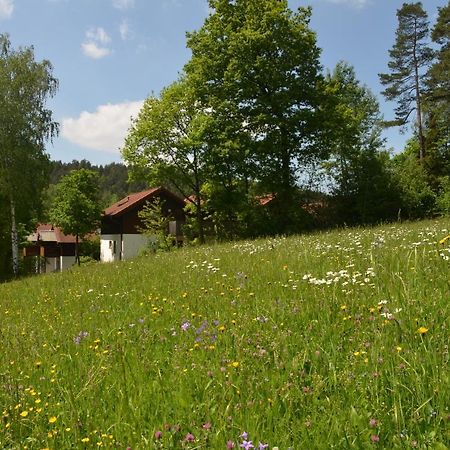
(82, 27), (112, 59)
(62, 100), (144, 153)
(0, 0), (14, 19)
(113, 0), (134, 10)
(82, 42), (112, 59)
(119, 19), (132, 41)
(86, 27), (111, 44)
(326, 0), (371, 8)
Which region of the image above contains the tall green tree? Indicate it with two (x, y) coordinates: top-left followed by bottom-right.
(379, 2), (434, 160)
(325, 62), (400, 223)
(49, 169), (101, 265)
(123, 79), (210, 243)
(0, 34), (58, 277)
(184, 0), (325, 233)
(425, 1), (450, 179)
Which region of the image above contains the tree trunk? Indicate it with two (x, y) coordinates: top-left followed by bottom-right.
(196, 200), (205, 244)
(10, 196), (19, 277)
(412, 20), (426, 161)
(75, 234), (80, 266)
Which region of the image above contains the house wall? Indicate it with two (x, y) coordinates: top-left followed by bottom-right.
(45, 257), (59, 273)
(43, 256), (76, 272)
(60, 256), (76, 271)
(121, 234), (150, 260)
(100, 234), (151, 262)
(100, 234), (122, 263)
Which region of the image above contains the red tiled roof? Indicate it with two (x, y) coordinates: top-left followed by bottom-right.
(103, 187), (186, 217)
(29, 224), (78, 244)
(256, 194), (275, 206)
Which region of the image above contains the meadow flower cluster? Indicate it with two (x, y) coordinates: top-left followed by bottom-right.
(0, 219), (448, 448)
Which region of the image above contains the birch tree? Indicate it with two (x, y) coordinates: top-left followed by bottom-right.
(0, 34), (58, 277)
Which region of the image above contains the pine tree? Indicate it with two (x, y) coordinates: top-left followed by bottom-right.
(379, 2), (434, 160)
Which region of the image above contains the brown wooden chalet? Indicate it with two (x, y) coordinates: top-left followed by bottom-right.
(100, 187), (186, 262)
(23, 224), (78, 273)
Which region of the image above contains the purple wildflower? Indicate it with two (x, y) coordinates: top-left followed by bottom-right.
(73, 331), (89, 345)
(202, 422), (212, 430)
(369, 418), (378, 427)
(181, 321), (190, 331)
(184, 433), (195, 442)
(371, 435), (380, 443)
(226, 441), (235, 449)
(259, 443), (269, 449)
(240, 441), (254, 450)
(241, 432), (248, 440)
(154, 430), (162, 440)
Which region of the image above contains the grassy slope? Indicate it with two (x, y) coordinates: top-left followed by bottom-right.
(0, 219), (449, 449)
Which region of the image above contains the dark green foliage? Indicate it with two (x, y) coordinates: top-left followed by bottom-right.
(425, 2), (450, 183)
(49, 169), (102, 265)
(0, 34), (58, 278)
(138, 198), (174, 252)
(47, 160), (146, 210)
(123, 80), (209, 243)
(185, 0), (325, 233)
(392, 140), (436, 218)
(379, 2), (434, 160)
(324, 63), (401, 224)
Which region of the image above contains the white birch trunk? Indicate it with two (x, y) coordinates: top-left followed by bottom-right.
(10, 196), (19, 276)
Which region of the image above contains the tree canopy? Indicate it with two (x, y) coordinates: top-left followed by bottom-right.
(49, 169), (101, 265)
(0, 34), (58, 277)
(379, 2), (434, 160)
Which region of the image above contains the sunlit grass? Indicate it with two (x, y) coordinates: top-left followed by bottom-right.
(1, 219), (449, 449)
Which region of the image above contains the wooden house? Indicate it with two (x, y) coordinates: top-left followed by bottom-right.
(100, 187), (186, 262)
(23, 224), (78, 273)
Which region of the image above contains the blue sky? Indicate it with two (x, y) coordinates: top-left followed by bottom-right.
(0, 0), (446, 165)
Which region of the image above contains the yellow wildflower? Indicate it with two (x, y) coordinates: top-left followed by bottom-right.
(439, 234), (450, 245)
(20, 411), (28, 417)
(49, 416), (57, 424)
(418, 326), (428, 335)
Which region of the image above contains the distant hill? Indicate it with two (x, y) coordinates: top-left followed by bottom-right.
(48, 160), (148, 208)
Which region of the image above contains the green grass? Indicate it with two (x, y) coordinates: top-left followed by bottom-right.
(1, 219), (449, 449)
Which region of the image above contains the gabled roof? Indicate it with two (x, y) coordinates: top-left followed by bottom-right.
(27, 224), (78, 244)
(103, 187), (186, 217)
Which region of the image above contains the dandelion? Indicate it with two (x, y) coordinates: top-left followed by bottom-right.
(417, 326), (428, 335)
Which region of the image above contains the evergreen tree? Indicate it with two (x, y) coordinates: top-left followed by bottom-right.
(425, 1), (450, 180)
(379, 2), (434, 160)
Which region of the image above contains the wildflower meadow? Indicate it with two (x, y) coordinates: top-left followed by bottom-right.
(0, 219), (449, 449)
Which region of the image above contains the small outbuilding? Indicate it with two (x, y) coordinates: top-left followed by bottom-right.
(100, 187), (186, 262)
